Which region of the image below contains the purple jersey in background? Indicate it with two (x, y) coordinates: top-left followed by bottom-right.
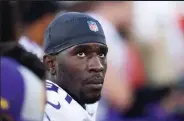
(1, 57), (45, 121)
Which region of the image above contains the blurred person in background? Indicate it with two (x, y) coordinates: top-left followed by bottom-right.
(0, 1), (47, 121)
(63, 1), (145, 120)
(18, 1), (60, 59)
(101, 1), (184, 121)
(133, 1), (184, 85)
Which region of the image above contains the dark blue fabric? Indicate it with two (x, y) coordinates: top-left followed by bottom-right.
(44, 12), (106, 54)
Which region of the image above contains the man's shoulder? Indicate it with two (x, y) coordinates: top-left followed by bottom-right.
(46, 80), (60, 91)
(45, 80), (73, 110)
(45, 80), (67, 102)
(45, 80), (95, 121)
(45, 80), (71, 120)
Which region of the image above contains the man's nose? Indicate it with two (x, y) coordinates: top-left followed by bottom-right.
(88, 57), (104, 73)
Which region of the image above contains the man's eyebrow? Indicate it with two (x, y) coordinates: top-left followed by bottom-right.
(99, 46), (108, 53)
(73, 45), (92, 50)
(71, 44), (108, 54)
(74, 44), (108, 49)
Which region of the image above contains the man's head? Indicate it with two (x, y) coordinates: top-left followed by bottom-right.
(43, 12), (108, 105)
(18, 1), (60, 45)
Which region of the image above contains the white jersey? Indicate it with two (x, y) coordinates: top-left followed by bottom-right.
(19, 36), (45, 61)
(43, 80), (96, 121)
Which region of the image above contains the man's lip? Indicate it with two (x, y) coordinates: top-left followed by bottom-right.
(84, 75), (104, 85)
(86, 81), (103, 85)
(85, 83), (103, 89)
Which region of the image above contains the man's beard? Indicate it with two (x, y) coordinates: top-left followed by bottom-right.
(80, 90), (101, 104)
(57, 63), (80, 99)
(57, 63), (101, 105)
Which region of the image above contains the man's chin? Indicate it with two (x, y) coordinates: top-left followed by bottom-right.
(84, 95), (101, 104)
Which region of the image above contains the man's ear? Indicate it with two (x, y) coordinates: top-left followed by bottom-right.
(43, 55), (56, 75)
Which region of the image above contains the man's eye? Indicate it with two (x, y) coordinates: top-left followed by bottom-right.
(99, 53), (105, 58)
(77, 52), (86, 57)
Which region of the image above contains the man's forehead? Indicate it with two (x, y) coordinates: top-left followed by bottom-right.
(55, 42), (108, 56)
(70, 42), (108, 50)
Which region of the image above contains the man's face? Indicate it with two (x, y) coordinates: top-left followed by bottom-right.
(54, 43), (108, 104)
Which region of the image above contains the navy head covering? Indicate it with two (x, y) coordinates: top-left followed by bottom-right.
(44, 12), (106, 54)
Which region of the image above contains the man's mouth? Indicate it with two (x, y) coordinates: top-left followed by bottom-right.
(85, 83), (103, 90)
(84, 79), (103, 91)
(85, 74), (103, 84)
(83, 75), (104, 90)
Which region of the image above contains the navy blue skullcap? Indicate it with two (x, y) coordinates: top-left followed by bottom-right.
(44, 12), (106, 54)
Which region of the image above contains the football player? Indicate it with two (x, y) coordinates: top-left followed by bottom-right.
(43, 12), (108, 121)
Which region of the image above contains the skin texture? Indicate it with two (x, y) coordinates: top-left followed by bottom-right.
(44, 42), (108, 108)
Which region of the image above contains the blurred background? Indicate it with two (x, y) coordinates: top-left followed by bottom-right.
(2, 1), (184, 121)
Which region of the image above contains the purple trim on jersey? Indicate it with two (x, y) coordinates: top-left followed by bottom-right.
(46, 101), (61, 110)
(1, 57), (25, 121)
(46, 82), (59, 92)
(65, 94), (72, 104)
(46, 81), (73, 104)
(46, 81), (61, 109)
